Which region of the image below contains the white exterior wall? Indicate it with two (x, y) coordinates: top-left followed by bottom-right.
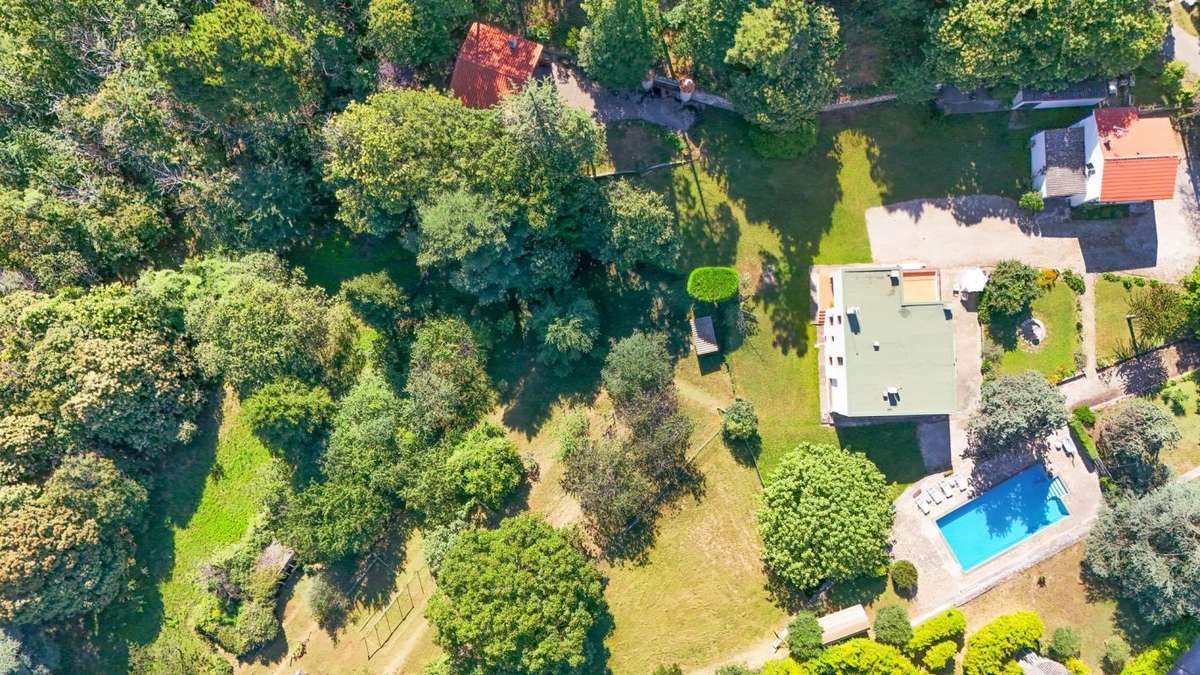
(1030, 131), (1048, 196)
(1074, 115), (1104, 206)
(825, 271), (850, 416)
(1031, 98), (1105, 110)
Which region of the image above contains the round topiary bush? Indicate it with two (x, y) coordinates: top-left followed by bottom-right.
(722, 399), (759, 441)
(873, 604), (913, 646)
(1019, 191), (1045, 213)
(786, 611), (824, 661)
(687, 266), (740, 303)
(890, 560), (918, 596)
(1048, 626), (1082, 662)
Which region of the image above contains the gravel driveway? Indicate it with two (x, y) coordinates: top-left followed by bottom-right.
(865, 166), (1200, 282)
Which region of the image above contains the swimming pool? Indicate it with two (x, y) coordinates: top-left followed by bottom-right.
(937, 464), (1070, 571)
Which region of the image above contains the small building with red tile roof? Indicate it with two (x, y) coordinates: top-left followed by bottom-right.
(1031, 107), (1181, 206)
(450, 22), (543, 109)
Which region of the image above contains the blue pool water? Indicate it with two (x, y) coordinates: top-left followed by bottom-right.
(937, 465), (1070, 571)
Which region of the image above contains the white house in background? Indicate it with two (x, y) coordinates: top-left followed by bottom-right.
(1012, 79), (1111, 110)
(1031, 107), (1182, 206)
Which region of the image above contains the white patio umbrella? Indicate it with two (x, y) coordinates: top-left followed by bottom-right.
(958, 268), (988, 293)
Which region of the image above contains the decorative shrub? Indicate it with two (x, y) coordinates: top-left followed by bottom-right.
(922, 640), (959, 671)
(980, 260), (1042, 321)
(722, 399), (759, 441)
(962, 611), (1044, 675)
(906, 608), (966, 656)
(1102, 636), (1131, 672)
(1037, 268), (1060, 291)
(890, 560), (918, 595)
(1019, 191), (1045, 212)
(1071, 405), (1096, 428)
(687, 267), (740, 303)
(786, 611), (824, 661)
(874, 605), (913, 646)
(808, 638), (920, 674)
(1065, 657), (1089, 674)
(1067, 418), (1100, 463)
(1121, 619), (1200, 675)
(761, 657), (803, 675)
(1061, 269), (1085, 295)
(1048, 626), (1082, 662)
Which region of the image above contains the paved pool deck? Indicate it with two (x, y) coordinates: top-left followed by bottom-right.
(890, 434), (1103, 623)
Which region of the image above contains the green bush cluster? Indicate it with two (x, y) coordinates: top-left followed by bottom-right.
(786, 611), (824, 661)
(1067, 418), (1100, 464)
(1102, 636), (1131, 672)
(890, 560), (918, 595)
(1019, 191), (1045, 212)
(922, 640), (959, 671)
(873, 605), (913, 646)
(1060, 269), (1085, 295)
(906, 609), (966, 663)
(1071, 405), (1095, 427)
(1121, 619), (1200, 674)
(722, 399), (759, 441)
(1048, 626), (1081, 662)
(961, 611), (1044, 675)
(191, 522), (285, 657)
(687, 266), (740, 303)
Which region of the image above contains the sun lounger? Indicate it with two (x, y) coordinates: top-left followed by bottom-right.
(929, 486), (944, 504)
(914, 491), (933, 515)
(953, 474), (967, 492)
(939, 479), (956, 500)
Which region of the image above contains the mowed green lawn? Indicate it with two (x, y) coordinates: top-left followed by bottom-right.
(993, 283), (1081, 380)
(1094, 277), (1178, 367)
(78, 393), (283, 671)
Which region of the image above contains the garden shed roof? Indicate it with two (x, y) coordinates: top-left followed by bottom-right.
(818, 604), (869, 644)
(691, 316), (719, 355)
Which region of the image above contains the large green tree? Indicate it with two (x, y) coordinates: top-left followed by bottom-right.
(968, 371), (1067, 455)
(593, 179), (680, 272)
(578, 0), (662, 88)
(403, 318), (495, 438)
(928, 0), (1167, 89)
(724, 0), (842, 134)
(757, 443), (894, 590)
(0, 454), (147, 625)
(416, 189), (517, 305)
(425, 515), (608, 673)
(1099, 398), (1180, 493)
(365, 0), (471, 68)
(151, 0), (310, 122)
(1084, 482), (1200, 627)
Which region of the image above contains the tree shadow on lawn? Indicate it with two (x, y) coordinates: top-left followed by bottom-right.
(835, 422), (926, 487)
(499, 266), (697, 438)
(72, 393), (225, 671)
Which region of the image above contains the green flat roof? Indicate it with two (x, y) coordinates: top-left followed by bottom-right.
(841, 269), (956, 416)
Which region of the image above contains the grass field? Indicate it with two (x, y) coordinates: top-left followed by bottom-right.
(1094, 277), (1174, 367)
(77, 392), (283, 671)
(993, 283), (1081, 380)
(962, 543), (1118, 672)
(1099, 375), (1200, 476)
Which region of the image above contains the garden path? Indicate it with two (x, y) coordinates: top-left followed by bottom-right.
(1058, 340), (1200, 408)
(1079, 275), (1099, 378)
(1169, 23), (1200, 78)
(547, 63), (697, 130)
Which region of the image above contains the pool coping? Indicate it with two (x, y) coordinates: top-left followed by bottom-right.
(934, 465), (1072, 572)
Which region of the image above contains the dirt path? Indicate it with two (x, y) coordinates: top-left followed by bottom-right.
(674, 377), (729, 413)
(687, 620), (789, 674)
(1080, 275), (1099, 378)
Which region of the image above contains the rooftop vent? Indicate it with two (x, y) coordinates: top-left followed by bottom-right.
(887, 387), (898, 395)
(847, 306), (860, 315)
(873, 341), (880, 350)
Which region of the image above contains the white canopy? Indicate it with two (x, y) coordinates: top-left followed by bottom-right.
(818, 604), (870, 644)
(959, 268), (988, 293)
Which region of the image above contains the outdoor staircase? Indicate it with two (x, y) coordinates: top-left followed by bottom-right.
(1048, 477), (1070, 499)
(814, 309), (826, 326)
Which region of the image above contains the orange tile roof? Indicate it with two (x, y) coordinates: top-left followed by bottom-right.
(1093, 108), (1181, 202)
(450, 23), (543, 109)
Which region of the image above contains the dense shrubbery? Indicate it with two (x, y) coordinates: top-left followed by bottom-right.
(906, 609), (966, 658)
(921, 640), (959, 671)
(1121, 620), (1200, 675)
(1098, 399), (1180, 493)
(807, 638), (920, 674)
(1048, 626), (1081, 662)
(874, 605), (913, 646)
(786, 611), (823, 661)
(687, 267), (740, 303)
(980, 260), (1042, 321)
(722, 399), (759, 441)
(962, 611), (1044, 675)
(192, 519), (286, 657)
(890, 560), (918, 596)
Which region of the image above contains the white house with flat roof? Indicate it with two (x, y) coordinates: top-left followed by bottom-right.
(822, 267), (956, 419)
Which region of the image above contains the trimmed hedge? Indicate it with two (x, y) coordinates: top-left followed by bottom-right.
(807, 638), (920, 674)
(687, 266), (739, 303)
(907, 609), (967, 656)
(922, 640), (959, 671)
(1067, 418), (1100, 464)
(962, 611), (1044, 675)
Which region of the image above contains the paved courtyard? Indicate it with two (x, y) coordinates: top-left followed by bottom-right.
(865, 164), (1200, 282)
(890, 436), (1103, 623)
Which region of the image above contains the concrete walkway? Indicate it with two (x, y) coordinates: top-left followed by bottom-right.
(1169, 23), (1200, 79)
(1059, 341), (1200, 408)
(547, 63), (697, 130)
